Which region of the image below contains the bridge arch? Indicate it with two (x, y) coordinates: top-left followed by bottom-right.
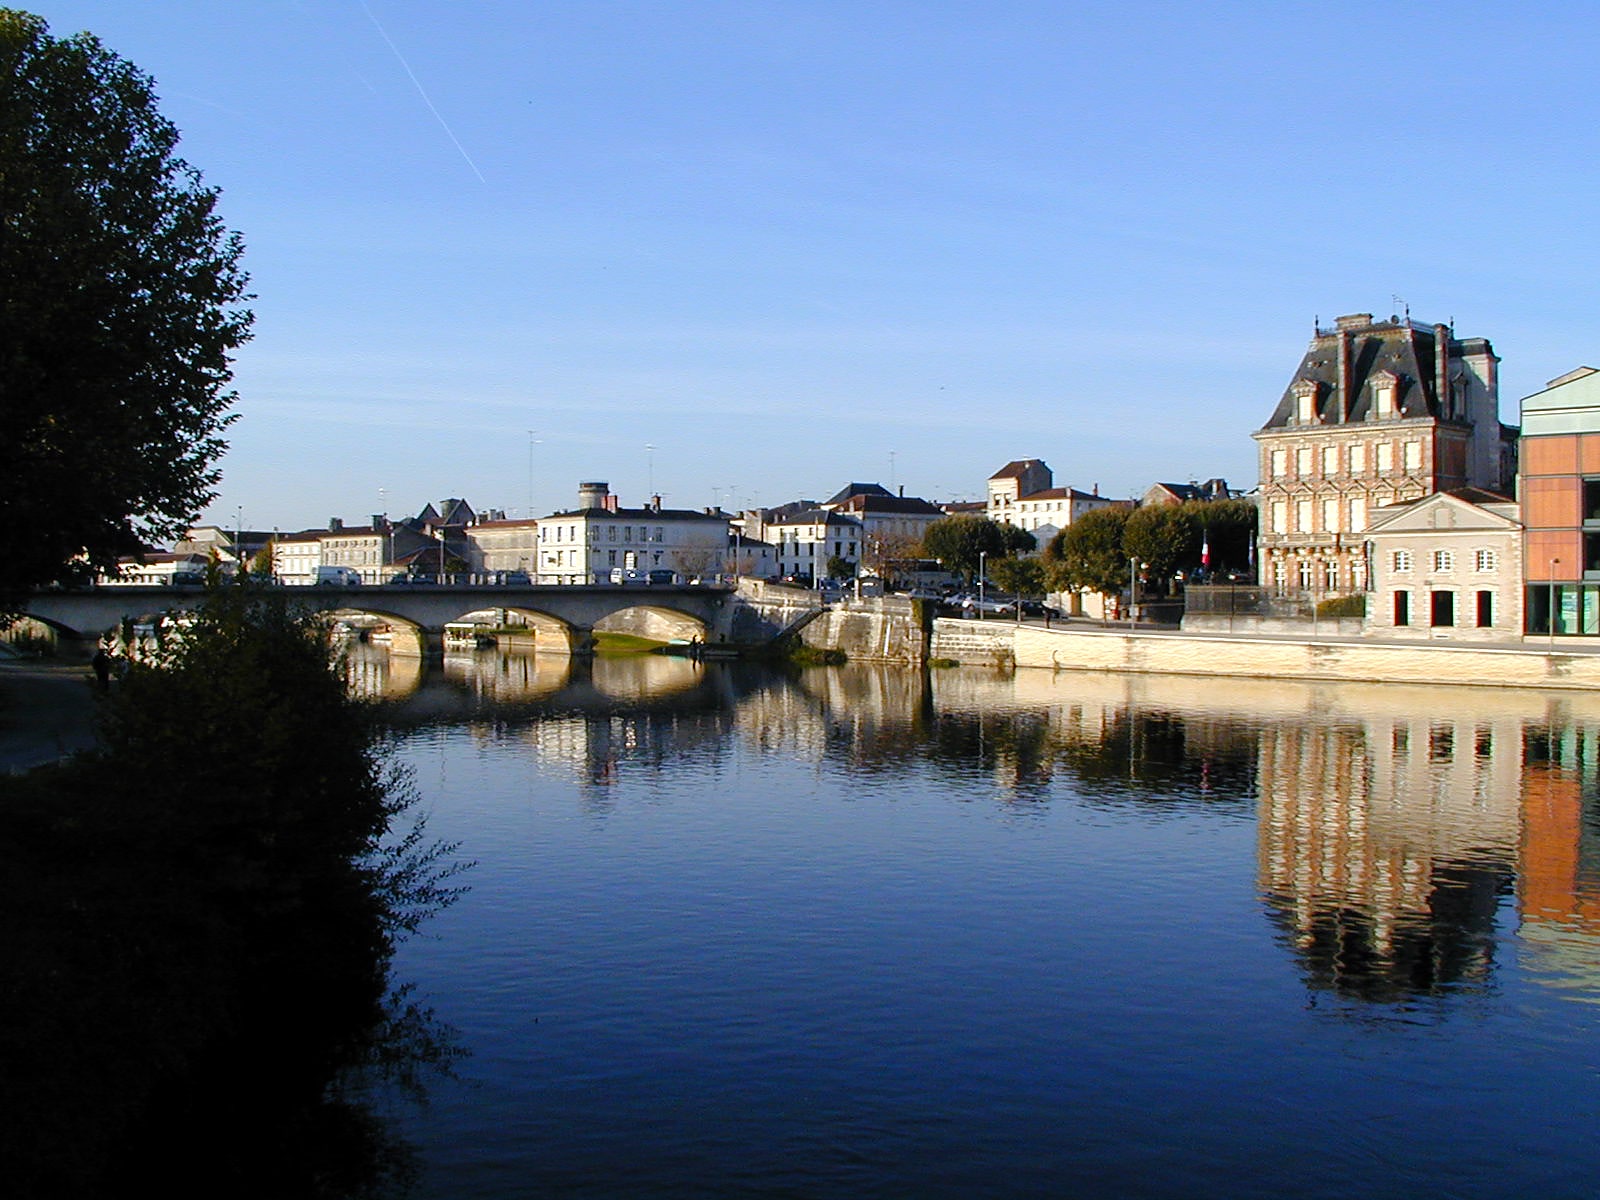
(590, 602), (709, 645)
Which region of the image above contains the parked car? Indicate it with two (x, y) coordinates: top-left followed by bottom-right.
(646, 569), (677, 586)
(610, 567), (647, 585)
(389, 571), (438, 586)
(493, 570), (531, 586)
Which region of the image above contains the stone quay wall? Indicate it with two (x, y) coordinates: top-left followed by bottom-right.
(1011, 625), (1600, 691)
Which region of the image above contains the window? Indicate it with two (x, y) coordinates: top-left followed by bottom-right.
(1394, 591), (1410, 625)
(1475, 549), (1496, 572)
(1296, 500), (1312, 532)
(1585, 479), (1600, 523)
(1350, 444), (1366, 474)
(1296, 448), (1314, 476)
(1431, 590), (1455, 627)
(1271, 501), (1287, 533)
(1322, 499), (1339, 532)
(1404, 441), (1422, 471)
(1349, 496), (1367, 532)
(1298, 560), (1314, 590)
(1323, 446), (1339, 475)
(1392, 550), (1413, 572)
(1377, 443), (1394, 471)
(1433, 550), (1454, 572)
(1323, 560), (1339, 590)
(1477, 590), (1493, 627)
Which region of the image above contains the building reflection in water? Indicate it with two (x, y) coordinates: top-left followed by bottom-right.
(369, 645), (1600, 1006)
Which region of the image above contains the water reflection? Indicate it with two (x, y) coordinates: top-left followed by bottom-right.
(372, 648), (1600, 1009)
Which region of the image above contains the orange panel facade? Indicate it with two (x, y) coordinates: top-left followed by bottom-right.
(1523, 476), (1579, 530)
(1523, 434), (1580, 477)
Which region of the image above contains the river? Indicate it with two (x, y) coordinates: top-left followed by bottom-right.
(367, 649), (1600, 1198)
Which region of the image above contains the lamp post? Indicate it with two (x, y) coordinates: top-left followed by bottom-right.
(1129, 556), (1138, 631)
(1550, 556), (1561, 653)
(978, 550), (988, 620)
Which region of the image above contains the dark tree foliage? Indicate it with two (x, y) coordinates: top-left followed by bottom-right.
(0, 10), (252, 606)
(0, 574), (464, 1198)
(1185, 497), (1258, 575)
(1125, 504), (1201, 595)
(1044, 505), (1130, 601)
(921, 515), (1035, 581)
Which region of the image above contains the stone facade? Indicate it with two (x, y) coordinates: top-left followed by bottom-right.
(1363, 490), (1523, 642)
(1254, 312), (1515, 598)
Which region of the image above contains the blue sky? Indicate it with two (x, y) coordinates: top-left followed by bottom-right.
(29, 1), (1600, 532)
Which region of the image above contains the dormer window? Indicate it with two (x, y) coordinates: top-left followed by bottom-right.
(1292, 380), (1319, 424)
(1371, 372), (1397, 418)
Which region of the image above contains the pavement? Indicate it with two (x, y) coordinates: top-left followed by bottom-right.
(0, 656), (103, 773)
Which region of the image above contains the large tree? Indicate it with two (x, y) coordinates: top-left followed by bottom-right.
(1124, 504), (1201, 595)
(0, 10), (253, 607)
(1043, 506), (1130, 607)
(920, 515), (1034, 582)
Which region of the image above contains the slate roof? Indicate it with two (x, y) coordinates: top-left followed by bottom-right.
(833, 493), (944, 516)
(822, 482), (895, 507)
(1260, 315), (1486, 430)
(767, 507), (863, 528)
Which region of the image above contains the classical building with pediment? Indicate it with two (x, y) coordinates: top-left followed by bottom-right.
(1363, 488), (1522, 641)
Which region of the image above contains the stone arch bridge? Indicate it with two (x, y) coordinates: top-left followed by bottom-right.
(21, 580), (822, 657)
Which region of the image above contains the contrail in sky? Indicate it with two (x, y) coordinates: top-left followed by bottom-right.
(359, 0), (487, 184)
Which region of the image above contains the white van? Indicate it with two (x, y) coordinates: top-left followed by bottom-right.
(609, 567), (647, 585)
(315, 565), (362, 587)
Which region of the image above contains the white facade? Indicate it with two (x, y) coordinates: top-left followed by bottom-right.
(273, 533), (323, 585)
(1363, 491), (1523, 642)
(536, 494), (728, 585)
(769, 510), (864, 580)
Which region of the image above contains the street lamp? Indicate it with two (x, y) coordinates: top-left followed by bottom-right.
(1129, 557), (1147, 631)
(978, 550), (988, 620)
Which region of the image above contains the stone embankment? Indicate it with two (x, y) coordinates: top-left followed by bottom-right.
(804, 606), (1600, 691)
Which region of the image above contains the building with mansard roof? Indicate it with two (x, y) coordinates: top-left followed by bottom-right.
(1254, 311), (1517, 596)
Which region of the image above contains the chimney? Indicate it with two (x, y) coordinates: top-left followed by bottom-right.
(578, 481), (608, 510)
(329, 517), (343, 532)
(1434, 323), (1451, 418)
(1336, 328), (1353, 419)
(604, 493), (618, 513)
(898, 485), (904, 497)
(651, 494), (662, 512)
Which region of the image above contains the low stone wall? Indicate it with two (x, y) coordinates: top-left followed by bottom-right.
(929, 617), (1016, 667)
(1013, 625), (1600, 691)
(722, 579), (824, 645)
(801, 595), (929, 664)
(1182, 614), (1364, 638)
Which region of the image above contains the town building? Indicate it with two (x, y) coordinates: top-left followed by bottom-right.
(986, 458), (1122, 549)
(1254, 312), (1516, 597)
(1141, 479), (1238, 507)
(271, 529), (325, 585)
(1518, 365), (1600, 637)
(536, 482), (729, 584)
(466, 517), (540, 577)
(1363, 489), (1523, 642)
(320, 518), (395, 584)
(767, 506), (864, 581)
(822, 484), (945, 581)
